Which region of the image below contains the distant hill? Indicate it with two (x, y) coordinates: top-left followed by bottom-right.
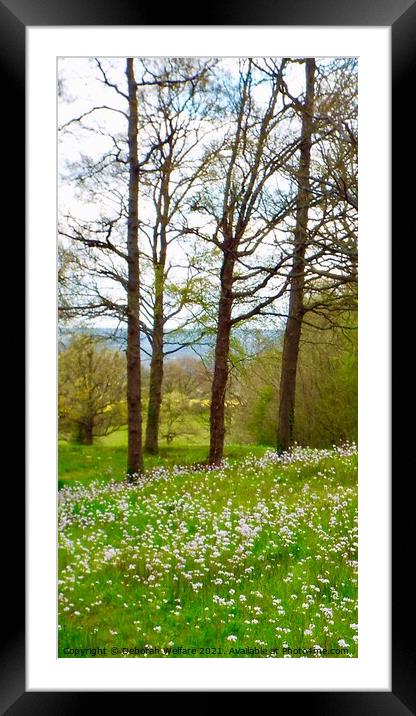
(58, 326), (283, 361)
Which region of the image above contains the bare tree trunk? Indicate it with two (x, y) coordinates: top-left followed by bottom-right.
(145, 164), (169, 454)
(126, 58), (144, 480)
(145, 269), (164, 454)
(277, 58), (316, 453)
(209, 251), (234, 465)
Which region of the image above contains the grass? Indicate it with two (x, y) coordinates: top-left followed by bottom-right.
(58, 429), (268, 488)
(58, 442), (358, 658)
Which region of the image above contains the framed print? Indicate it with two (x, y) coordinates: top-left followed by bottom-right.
(0, 0), (408, 710)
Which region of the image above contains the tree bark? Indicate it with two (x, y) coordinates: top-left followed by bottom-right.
(209, 249), (235, 465)
(75, 421), (93, 445)
(277, 58), (316, 453)
(145, 160), (169, 454)
(126, 58), (144, 480)
(145, 266), (164, 454)
(84, 419), (94, 445)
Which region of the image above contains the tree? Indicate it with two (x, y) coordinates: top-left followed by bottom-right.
(277, 58), (316, 452)
(276, 58), (358, 452)
(58, 57), (216, 465)
(229, 310), (357, 448)
(138, 59), (216, 454)
(188, 59), (298, 464)
(58, 334), (126, 444)
(125, 57), (144, 479)
(57, 57), (144, 477)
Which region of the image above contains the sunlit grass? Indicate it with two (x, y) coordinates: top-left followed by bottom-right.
(58, 429), (268, 488)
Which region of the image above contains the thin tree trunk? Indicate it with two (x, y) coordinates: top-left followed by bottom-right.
(209, 251), (234, 465)
(145, 269), (164, 454)
(126, 57), (144, 480)
(277, 58), (316, 453)
(145, 160), (170, 455)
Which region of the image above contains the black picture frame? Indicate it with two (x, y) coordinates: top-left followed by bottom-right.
(2, 0), (405, 710)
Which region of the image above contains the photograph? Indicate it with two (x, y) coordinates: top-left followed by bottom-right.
(57, 55), (359, 660)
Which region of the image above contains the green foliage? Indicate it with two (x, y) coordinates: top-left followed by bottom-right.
(229, 313), (357, 448)
(250, 386), (276, 445)
(294, 313), (358, 447)
(158, 357), (211, 445)
(58, 334), (127, 445)
(228, 336), (281, 446)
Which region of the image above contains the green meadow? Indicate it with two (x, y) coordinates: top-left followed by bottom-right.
(58, 437), (358, 658)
